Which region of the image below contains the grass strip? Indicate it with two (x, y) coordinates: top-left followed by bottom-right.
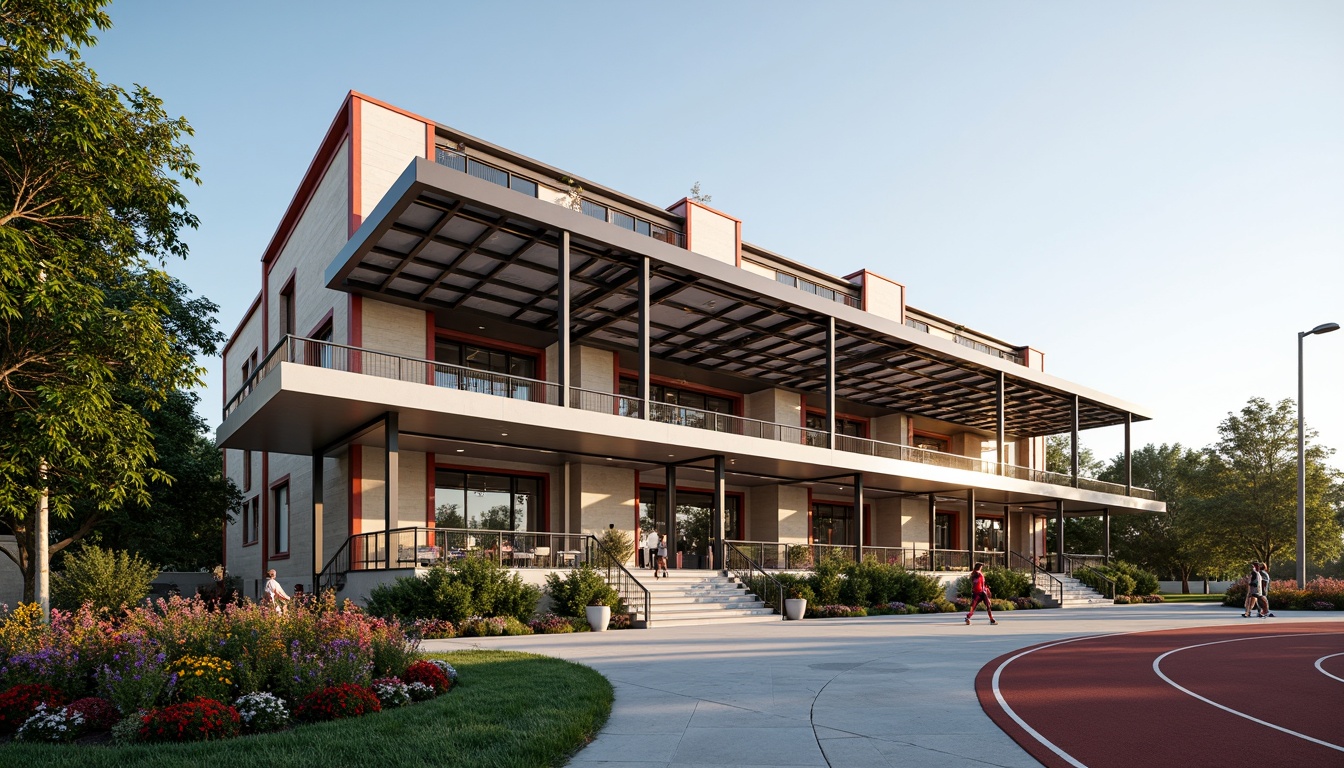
(0, 650), (612, 768)
(1157, 593), (1226, 603)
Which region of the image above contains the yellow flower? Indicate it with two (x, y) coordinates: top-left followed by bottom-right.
(195, 670), (203, 676)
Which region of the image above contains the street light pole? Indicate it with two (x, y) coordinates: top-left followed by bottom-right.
(1297, 321), (1339, 589)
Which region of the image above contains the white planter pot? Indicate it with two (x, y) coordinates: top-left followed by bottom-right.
(586, 605), (611, 632)
(784, 598), (807, 621)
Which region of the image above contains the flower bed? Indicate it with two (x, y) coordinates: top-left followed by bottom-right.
(1223, 576), (1344, 610)
(1113, 594), (1165, 604)
(0, 592), (453, 746)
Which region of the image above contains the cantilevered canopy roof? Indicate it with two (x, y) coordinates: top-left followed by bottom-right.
(326, 159), (1151, 439)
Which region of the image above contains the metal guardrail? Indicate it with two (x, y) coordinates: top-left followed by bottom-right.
(724, 542), (785, 618)
(226, 338), (1157, 501)
(586, 533), (651, 626)
(725, 541), (855, 570)
(1010, 550), (1064, 605)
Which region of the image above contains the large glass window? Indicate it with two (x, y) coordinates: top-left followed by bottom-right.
(272, 484), (289, 555)
(509, 175), (538, 197)
(935, 512), (957, 550)
(975, 517), (1005, 552)
(435, 340), (538, 400)
(434, 470), (543, 531)
(812, 503), (853, 547)
(804, 413), (866, 446)
(467, 158), (509, 187)
(913, 432), (950, 454)
(638, 489), (740, 564)
(580, 199), (608, 221)
(619, 379), (736, 431)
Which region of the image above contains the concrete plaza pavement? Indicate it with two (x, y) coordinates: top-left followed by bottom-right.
(422, 604), (1334, 767)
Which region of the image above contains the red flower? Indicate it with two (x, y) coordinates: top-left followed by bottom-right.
(294, 684), (381, 723)
(403, 661), (452, 694)
(0, 684), (66, 735)
(138, 697), (241, 743)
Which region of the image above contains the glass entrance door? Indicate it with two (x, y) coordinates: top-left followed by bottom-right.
(638, 489), (740, 568)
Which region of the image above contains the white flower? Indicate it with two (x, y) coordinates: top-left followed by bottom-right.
(17, 704), (84, 742)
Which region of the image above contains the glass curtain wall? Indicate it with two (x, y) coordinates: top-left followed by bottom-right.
(811, 503), (853, 546)
(434, 469), (542, 531)
(639, 489), (740, 567)
(974, 517), (1005, 552)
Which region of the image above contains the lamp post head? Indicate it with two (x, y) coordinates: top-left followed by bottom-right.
(1308, 322), (1340, 336)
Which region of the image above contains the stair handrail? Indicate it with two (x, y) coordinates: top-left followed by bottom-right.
(585, 534), (651, 627)
(1009, 551), (1063, 606)
(317, 534), (358, 593)
(1073, 563), (1117, 599)
(724, 541), (785, 619)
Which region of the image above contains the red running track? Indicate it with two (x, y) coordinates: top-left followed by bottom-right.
(975, 622), (1344, 768)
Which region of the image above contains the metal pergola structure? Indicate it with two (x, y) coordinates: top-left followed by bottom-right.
(329, 161), (1148, 467)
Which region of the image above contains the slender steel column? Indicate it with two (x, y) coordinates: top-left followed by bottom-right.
(384, 412), (399, 569)
(967, 488), (976, 563)
(665, 464), (677, 571)
(825, 317), (837, 447)
(712, 456), (727, 570)
(996, 371), (1006, 473)
(558, 231), (571, 408)
(312, 452), (324, 592)
(852, 474), (864, 563)
(928, 492), (937, 565)
(1124, 412), (1132, 496)
(1055, 500), (1065, 572)
(1070, 394), (1080, 488)
(1102, 508), (1111, 563)
(638, 255), (650, 419)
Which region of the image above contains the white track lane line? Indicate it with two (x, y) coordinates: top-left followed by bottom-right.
(1316, 652), (1344, 684)
(1153, 633), (1344, 753)
(990, 634), (1108, 768)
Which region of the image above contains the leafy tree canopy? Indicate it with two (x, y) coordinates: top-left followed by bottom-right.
(0, 0), (209, 598)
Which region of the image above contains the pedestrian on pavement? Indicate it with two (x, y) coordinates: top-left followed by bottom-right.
(1256, 563), (1274, 618)
(1242, 562), (1262, 617)
(644, 529), (660, 569)
(263, 569), (290, 613)
(965, 562), (996, 625)
(656, 534), (669, 578)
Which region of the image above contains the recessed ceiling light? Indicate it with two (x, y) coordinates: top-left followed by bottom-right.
(478, 325), (486, 330)
(455, 449), (464, 453)
(667, 454), (675, 457)
(500, 433), (508, 437)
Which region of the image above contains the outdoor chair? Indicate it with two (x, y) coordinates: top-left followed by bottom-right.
(534, 545), (551, 567)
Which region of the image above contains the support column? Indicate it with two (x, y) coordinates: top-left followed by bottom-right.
(384, 412), (399, 569)
(1124, 412), (1133, 496)
(1003, 505), (1011, 562)
(711, 456), (726, 570)
(1070, 394), (1080, 488)
(825, 317), (837, 447)
(558, 231), (571, 408)
(36, 460), (49, 622)
(638, 255), (650, 420)
(967, 488), (976, 563)
(928, 492), (937, 566)
(996, 371), (1006, 473)
(1055, 500), (1065, 573)
(1103, 508), (1111, 563)
(852, 474), (864, 563)
(312, 452), (324, 592)
(664, 464), (677, 571)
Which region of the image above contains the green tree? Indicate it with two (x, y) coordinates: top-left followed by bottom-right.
(1045, 434), (1104, 478)
(0, 2), (204, 599)
(435, 503), (464, 528)
(1199, 398), (1342, 571)
(1100, 443), (1232, 592)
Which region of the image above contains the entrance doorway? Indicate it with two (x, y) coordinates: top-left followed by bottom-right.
(638, 488), (741, 568)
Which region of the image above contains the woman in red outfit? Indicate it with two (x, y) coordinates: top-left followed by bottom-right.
(965, 562), (996, 625)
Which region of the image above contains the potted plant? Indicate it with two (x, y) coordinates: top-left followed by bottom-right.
(585, 597), (611, 632)
(784, 583), (810, 621)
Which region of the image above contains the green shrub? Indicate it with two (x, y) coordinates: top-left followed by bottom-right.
(953, 568), (1031, 599)
(543, 566), (619, 617)
(366, 558), (540, 623)
(595, 529), (635, 568)
(774, 573), (815, 604)
(51, 546), (159, 612)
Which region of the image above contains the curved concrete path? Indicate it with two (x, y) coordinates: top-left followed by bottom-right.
(422, 605), (1336, 767)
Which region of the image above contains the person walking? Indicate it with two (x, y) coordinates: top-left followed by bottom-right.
(1256, 563), (1274, 618)
(644, 529), (660, 569)
(1242, 562), (1262, 618)
(655, 534), (669, 579)
(263, 569), (290, 613)
(965, 562), (996, 625)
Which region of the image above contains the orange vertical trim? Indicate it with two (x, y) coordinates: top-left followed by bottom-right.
(261, 453), (270, 573)
(350, 447), (362, 536)
(425, 122), (435, 159)
(349, 97), (363, 237)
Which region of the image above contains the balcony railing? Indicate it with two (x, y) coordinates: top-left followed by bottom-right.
(226, 337), (1157, 501)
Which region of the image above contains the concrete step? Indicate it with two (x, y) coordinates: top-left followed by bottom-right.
(648, 595), (763, 606)
(651, 613), (783, 628)
(655, 601), (768, 614)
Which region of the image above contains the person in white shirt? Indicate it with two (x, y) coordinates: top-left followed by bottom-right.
(263, 569), (290, 612)
(644, 529), (660, 569)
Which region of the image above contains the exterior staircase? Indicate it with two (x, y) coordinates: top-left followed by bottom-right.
(1034, 574), (1113, 608)
(638, 570), (780, 627)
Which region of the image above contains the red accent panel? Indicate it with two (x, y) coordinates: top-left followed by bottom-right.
(349, 295), (362, 373)
(349, 97), (362, 238)
(261, 453), (269, 572)
(350, 447), (362, 536)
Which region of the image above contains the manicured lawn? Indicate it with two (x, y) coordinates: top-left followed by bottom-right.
(1157, 593), (1226, 603)
(0, 650), (612, 768)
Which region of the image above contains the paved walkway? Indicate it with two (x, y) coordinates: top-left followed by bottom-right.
(422, 605), (1337, 767)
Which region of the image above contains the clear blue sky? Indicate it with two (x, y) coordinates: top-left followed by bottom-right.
(87, 1), (1344, 468)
